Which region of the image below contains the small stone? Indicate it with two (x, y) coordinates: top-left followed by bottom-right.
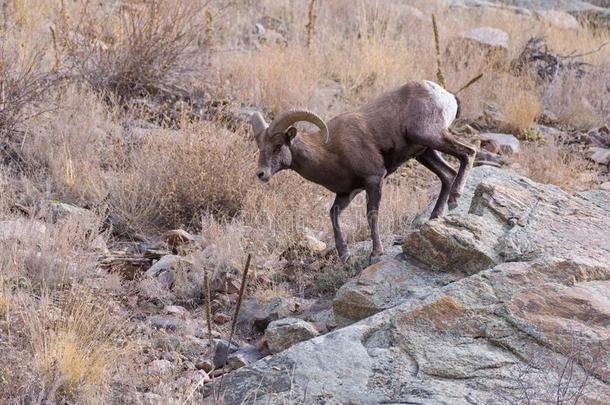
(192, 369), (211, 384)
(227, 346), (265, 369)
(163, 305), (187, 317)
(239, 296), (301, 333)
(481, 138), (500, 154)
(535, 10), (579, 30)
(213, 339), (240, 368)
(150, 316), (181, 330)
(265, 318), (319, 354)
(479, 133), (520, 155)
(213, 313), (231, 325)
(157, 270), (175, 288)
(145, 255), (183, 278)
(195, 359), (214, 372)
(459, 27), (509, 49)
(587, 147), (610, 166)
(164, 229), (198, 248)
(149, 359), (172, 375)
(142, 392), (163, 405)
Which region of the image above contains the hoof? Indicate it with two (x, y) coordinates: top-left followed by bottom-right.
(339, 252), (351, 264)
(368, 254), (383, 265)
(448, 199), (459, 210)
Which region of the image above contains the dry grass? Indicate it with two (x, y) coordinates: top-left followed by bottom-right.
(21, 288), (130, 404)
(56, 0), (206, 100)
(496, 76), (542, 134)
(0, 0), (608, 402)
(105, 120), (255, 233)
(513, 140), (600, 192)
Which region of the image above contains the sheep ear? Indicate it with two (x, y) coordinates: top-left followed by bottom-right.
(285, 127), (297, 143)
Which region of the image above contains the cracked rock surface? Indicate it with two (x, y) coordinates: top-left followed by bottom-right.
(211, 167), (610, 404)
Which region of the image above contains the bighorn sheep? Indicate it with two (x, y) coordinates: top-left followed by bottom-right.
(251, 80), (476, 263)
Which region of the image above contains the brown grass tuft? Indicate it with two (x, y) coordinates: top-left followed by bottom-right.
(513, 140), (599, 192)
(22, 287), (130, 403)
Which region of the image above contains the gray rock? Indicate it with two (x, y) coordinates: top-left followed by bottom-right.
(213, 168), (610, 404)
(149, 359), (172, 375)
(479, 132), (520, 155)
(587, 147), (610, 166)
(446, 26), (510, 70)
(459, 26), (509, 49)
(0, 218), (47, 244)
(163, 305), (187, 317)
(576, 182), (610, 211)
(227, 346), (265, 369)
(213, 339), (240, 368)
(215, 261), (610, 404)
(41, 201), (97, 228)
(413, 166), (511, 224)
(238, 296), (301, 333)
(145, 255), (183, 278)
(195, 359), (214, 372)
(535, 9), (580, 29)
(149, 316), (181, 331)
(482, 0), (610, 30)
(529, 123), (565, 141)
(265, 318), (319, 354)
(333, 256), (458, 323)
(408, 167), (610, 272)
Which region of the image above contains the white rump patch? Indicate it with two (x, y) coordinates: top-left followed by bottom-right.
(424, 80), (458, 128)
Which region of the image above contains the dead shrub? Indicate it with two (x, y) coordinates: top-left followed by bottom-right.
(542, 66), (610, 128)
(22, 85), (119, 206)
(105, 120), (254, 233)
(0, 41), (59, 154)
(56, 0), (205, 100)
(0, 213), (103, 291)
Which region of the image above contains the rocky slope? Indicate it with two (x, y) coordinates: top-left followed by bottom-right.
(212, 166), (610, 404)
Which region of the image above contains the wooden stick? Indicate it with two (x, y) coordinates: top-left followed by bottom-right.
(216, 253), (251, 399)
(432, 14), (447, 89)
(204, 269), (214, 352)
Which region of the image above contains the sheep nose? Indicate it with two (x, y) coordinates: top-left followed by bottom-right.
(257, 170), (269, 182)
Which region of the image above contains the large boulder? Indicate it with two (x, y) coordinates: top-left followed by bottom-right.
(405, 166), (610, 272)
(446, 26), (510, 70)
(474, 0), (610, 31)
(333, 256), (459, 323)
(212, 167), (610, 404)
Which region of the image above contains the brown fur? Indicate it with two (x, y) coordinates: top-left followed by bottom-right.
(254, 80), (476, 263)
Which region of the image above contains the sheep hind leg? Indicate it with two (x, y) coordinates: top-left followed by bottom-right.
(433, 130), (476, 210)
(330, 192), (357, 263)
(416, 149), (457, 219)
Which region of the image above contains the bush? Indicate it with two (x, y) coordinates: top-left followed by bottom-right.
(57, 0), (206, 100)
(0, 42), (58, 141)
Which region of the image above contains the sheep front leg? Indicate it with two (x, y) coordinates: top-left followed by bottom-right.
(365, 178), (384, 264)
(330, 193), (355, 263)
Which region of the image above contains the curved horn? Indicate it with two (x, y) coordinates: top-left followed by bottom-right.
(268, 109), (329, 143)
(250, 111), (268, 138)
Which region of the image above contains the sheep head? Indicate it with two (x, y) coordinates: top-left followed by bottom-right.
(250, 109), (328, 182)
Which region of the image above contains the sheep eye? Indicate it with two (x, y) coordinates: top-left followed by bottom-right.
(274, 145), (283, 153)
